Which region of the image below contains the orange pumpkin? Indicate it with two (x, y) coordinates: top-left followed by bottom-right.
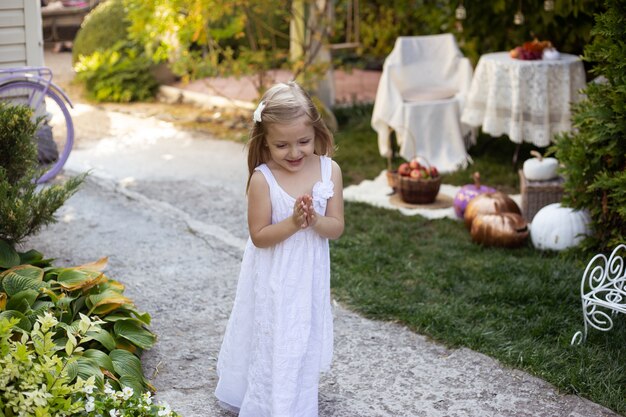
(464, 191), (521, 229)
(470, 213), (529, 248)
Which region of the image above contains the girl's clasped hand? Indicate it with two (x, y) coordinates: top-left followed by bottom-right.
(293, 194), (316, 229)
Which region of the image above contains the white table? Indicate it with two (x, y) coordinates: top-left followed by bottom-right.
(461, 52), (586, 148)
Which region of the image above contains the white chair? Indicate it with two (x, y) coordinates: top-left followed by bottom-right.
(371, 34), (475, 173)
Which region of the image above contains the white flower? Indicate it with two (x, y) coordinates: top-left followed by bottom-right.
(109, 409), (118, 417)
(142, 391), (153, 405)
(85, 397), (95, 412)
(253, 101), (266, 123)
(157, 402), (172, 416)
(104, 382), (115, 396)
(83, 381), (95, 394)
(122, 386), (134, 400)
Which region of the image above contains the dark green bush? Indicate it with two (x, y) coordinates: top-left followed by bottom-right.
(0, 103), (39, 184)
(75, 40), (159, 103)
(350, 1), (603, 67)
(0, 103), (85, 246)
(553, 0), (626, 251)
(72, 0), (130, 64)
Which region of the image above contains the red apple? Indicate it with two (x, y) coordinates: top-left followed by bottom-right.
(420, 168), (430, 179)
(429, 166), (439, 177)
(398, 163), (411, 176)
(409, 168), (422, 179)
(409, 159), (421, 170)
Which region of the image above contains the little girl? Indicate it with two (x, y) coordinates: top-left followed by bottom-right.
(215, 81), (344, 417)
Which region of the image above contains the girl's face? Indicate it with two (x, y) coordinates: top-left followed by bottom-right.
(265, 115), (316, 172)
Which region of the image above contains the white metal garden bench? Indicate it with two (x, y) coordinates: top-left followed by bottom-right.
(571, 244), (626, 344)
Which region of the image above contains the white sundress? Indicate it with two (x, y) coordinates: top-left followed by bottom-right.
(215, 155), (335, 417)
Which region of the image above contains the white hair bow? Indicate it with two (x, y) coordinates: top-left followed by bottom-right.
(253, 101), (266, 123)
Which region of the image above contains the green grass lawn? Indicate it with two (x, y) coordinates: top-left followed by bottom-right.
(330, 105), (626, 415)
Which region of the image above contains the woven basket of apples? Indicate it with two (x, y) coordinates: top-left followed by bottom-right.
(397, 157), (441, 204)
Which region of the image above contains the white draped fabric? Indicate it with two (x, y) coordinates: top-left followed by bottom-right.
(461, 52), (586, 147)
(371, 34), (474, 173)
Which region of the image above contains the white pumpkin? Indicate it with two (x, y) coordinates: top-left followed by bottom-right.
(530, 203), (591, 251)
(523, 150), (559, 181)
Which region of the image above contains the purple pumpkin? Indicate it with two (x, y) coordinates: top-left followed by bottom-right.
(453, 172), (496, 218)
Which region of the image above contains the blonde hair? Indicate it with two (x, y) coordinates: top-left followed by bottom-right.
(246, 81), (334, 190)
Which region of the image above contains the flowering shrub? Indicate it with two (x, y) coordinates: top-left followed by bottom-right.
(0, 313), (101, 416)
(0, 314), (180, 417)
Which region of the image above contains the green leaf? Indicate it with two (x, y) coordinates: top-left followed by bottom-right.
(0, 240), (20, 269)
(85, 329), (116, 351)
(56, 269), (90, 290)
(83, 348), (115, 373)
(113, 320), (156, 350)
(6, 289), (39, 312)
(130, 309), (151, 326)
(110, 349), (144, 381)
(119, 375), (145, 394)
(0, 310), (31, 331)
(18, 249), (45, 266)
(65, 357), (79, 381)
(87, 290), (133, 315)
(58, 320), (80, 335)
(32, 300), (55, 313)
(1, 266), (44, 296)
(104, 308), (151, 325)
(71, 295), (87, 319)
(76, 356), (104, 382)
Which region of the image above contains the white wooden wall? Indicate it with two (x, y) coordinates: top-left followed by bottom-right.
(0, 0), (44, 68)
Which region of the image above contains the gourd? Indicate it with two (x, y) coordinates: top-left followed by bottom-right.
(471, 213), (529, 248)
(453, 172), (496, 218)
(464, 192), (521, 229)
(522, 150), (559, 181)
(530, 203), (591, 251)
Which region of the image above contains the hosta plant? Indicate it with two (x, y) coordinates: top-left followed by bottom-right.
(0, 241), (156, 390)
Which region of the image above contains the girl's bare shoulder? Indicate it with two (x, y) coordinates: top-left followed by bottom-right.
(249, 169), (269, 190)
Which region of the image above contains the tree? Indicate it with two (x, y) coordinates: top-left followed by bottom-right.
(552, 0), (626, 250)
(124, 0), (335, 98)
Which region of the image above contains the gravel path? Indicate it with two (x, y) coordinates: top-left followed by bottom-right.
(21, 51), (621, 417)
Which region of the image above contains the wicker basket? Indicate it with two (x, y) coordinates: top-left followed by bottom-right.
(519, 169), (564, 222)
(398, 175), (441, 204)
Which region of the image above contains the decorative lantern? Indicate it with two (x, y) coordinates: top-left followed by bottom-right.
(471, 213), (529, 248)
(453, 172), (496, 219)
(455, 2), (466, 20)
(514, 0), (524, 25)
(464, 191), (521, 229)
(530, 203), (592, 251)
(544, 0), (554, 11)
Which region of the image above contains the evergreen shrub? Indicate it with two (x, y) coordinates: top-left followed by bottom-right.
(0, 103), (85, 246)
(553, 0), (626, 250)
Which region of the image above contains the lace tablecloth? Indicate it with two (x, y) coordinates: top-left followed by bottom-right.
(461, 52), (586, 147)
